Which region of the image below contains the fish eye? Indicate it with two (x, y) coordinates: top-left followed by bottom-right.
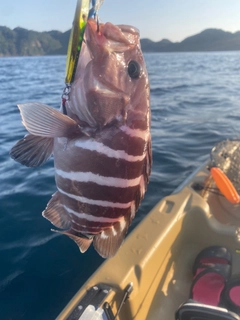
(128, 60), (141, 79)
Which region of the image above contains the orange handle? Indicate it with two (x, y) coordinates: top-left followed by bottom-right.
(210, 167), (240, 204)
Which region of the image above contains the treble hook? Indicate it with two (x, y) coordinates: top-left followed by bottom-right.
(88, 0), (104, 19)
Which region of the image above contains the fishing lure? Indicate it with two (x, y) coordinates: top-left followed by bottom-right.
(65, 0), (104, 85)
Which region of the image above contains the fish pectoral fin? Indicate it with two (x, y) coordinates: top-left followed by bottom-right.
(93, 216), (129, 258)
(53, 230), (93, 253)
(18, 102), (81, 138)
(10, 134), (54, 167)
(42, 191), (71, 229)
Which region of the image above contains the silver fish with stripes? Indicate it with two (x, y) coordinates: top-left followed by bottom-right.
(10, 18), (152, 258)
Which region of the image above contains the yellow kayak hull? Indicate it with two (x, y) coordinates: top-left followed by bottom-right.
(57, 162), (240, 319)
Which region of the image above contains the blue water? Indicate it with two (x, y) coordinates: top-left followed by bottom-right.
(1, 52), (240, 319)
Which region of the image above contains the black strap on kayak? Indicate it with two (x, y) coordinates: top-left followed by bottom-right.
(103, 283), (133, 320)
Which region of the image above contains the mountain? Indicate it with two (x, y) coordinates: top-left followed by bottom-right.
(1, 27), (240, 56)
(140, 38), (173, 52)
(140, 29), (240, 52)
(0, 26), (66, 56)
(46, 29), (71, 55)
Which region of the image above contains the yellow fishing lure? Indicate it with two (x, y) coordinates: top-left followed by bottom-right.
(65, 0), (91, 84)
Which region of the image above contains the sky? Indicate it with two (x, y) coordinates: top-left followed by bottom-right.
(1, 0), (240, 42)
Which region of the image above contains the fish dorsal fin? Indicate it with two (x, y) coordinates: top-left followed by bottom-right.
(93, 216), (129, 258)
(42, 191), (71, 229)
(53, 230), (93, 253)
(18, 102), (81, 138)
(10, 134), (54, 167)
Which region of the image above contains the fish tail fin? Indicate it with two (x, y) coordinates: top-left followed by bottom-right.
(93, 215), (130, 258)
(53, 229), (93, 253)
(10, 134), (54, 167)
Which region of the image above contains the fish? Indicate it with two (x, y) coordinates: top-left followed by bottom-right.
(10, 18), (152, 258)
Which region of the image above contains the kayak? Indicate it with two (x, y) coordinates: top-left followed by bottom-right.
(56, 154), (240, 320)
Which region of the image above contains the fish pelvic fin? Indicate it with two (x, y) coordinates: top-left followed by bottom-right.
(17, 102), (82, 138)
(10, 134), (53, 167)
(93, 216), (130, 259)
(42, 191), (71, 229)
(52, 230), (93, 253)
(43, 192), (93, 253)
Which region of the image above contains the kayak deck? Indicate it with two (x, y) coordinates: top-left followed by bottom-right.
(57, 162), (240, 320)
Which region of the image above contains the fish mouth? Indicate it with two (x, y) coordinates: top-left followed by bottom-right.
(85, 18), (133, 57)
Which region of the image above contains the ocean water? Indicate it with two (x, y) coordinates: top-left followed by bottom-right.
(1, 52), (240, 319)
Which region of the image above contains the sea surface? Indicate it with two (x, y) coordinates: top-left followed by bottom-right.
(1, 52), (240, 319)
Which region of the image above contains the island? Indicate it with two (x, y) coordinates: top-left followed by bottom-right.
(1, 26), (240, 57)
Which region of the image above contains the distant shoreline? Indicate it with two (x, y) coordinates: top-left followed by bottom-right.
(1, 26), (240, 56)
(2, 51), (240, 59)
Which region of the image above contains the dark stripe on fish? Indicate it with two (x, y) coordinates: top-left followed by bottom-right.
(55, 148), (145, 179)
(56, 176), (140, 203)
(70, 211), (130, 236)
(59, 192), (130, 219)
(96, 127), (148, 156)
(126, 111), (149, 131)
(71, 219), (117, 233)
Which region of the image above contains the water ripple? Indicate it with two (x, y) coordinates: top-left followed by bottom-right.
(1, 52), (240, 319)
